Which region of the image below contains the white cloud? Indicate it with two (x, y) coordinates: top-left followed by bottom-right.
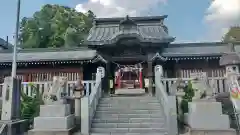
(204, 0), (240, 40)
(75, 0), (167, 17)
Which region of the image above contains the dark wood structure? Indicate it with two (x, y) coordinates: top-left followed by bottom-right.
(0, 37), (11, 50)
(0, 15), (240, 94)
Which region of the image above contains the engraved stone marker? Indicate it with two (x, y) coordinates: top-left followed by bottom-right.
(1, 77), (21, 120)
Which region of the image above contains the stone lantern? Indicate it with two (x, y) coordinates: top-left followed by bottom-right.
(73, 76), (85, 129)
(219, 43), (240, 74)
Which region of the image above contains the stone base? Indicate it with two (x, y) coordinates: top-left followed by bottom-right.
(34, 114), (74, 130)
(184, 113), (230, 129)
(188, 102), (222, 115)
(40, 104), (71, 117)
(189, 128), (236, 135)
(28, 127), (75, 135)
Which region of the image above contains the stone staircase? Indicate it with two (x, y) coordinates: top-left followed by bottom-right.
(90, 95), (167, 135)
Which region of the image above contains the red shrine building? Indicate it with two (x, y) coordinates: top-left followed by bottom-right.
(0, 15), (239, 94)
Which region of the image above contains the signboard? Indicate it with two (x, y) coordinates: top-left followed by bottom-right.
(97, 67), (105, 78)
(155, 65), (163, 76)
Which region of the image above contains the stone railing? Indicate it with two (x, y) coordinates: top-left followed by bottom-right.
(81, 72), (103, 134)
(0, 80), (95, 98)
(155, 66), (178, 135)
(161, 77), (227, 95)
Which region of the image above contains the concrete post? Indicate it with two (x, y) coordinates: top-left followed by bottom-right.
(80, 96), (89, 134)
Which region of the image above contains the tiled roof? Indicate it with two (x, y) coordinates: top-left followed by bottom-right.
(0, 47), (96, 63)
(162, 42), (240, 57)
(86, 15), (175, 45)
(0, 42), (239, 63)
(0, 38), (12, 49)
(219, 52), (240, 66)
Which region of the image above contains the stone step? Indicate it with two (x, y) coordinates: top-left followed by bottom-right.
(97, 106), (161, 111)
(99, 99), (159, 103)
(99, 98), (159, 101)
(98, 102), (160, 105)
(92, 118), (165, 123)
(91, 123), (165, 128)
(97, 103), (161, 107)
(95, 110), (163, 114)
(94, 114), (162, 119)
(91, 133), (167, 135)
(91, 128), (167, 133)
(100, 97), (157, 100)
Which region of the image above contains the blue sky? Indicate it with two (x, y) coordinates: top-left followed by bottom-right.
(0, 0), (237, 43)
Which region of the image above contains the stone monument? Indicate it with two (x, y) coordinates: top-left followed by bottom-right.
(184, 72), (236, 135)
(29, 76), (75, 135)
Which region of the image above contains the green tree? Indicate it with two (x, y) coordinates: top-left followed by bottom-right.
(19, 4), (95, 48)
(223, 26), (240, 42)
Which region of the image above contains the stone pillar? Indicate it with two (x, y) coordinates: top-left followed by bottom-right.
(0, 77), (24, 135)
(1, 77), (21, 121)
(81, 68), (103, 134)
(80, 97), (89, 135)
(74, 95), (81, 129)
(147, 61), (153, 95)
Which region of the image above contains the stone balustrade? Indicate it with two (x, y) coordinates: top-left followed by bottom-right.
(81, 71), (103, 135)
(155, 65), (178, 135)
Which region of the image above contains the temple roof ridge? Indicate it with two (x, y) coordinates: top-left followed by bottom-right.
(94, 15), (168, 25)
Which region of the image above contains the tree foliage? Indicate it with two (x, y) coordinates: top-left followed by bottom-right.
(19, 4), (95, 48)
(178, 81), (195, 130)
(223, 26), (240, 42)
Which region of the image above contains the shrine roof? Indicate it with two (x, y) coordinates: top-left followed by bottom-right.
(0, 38), (12, 50)
(162, 42), (240, 57)
(0, 47), (96, 63)
(86, 15), (175, 45)
(94, 15), (168, 24)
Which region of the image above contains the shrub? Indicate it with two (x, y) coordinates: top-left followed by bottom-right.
(178, 81), (195, 129)
(20, 83), (44, 128)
